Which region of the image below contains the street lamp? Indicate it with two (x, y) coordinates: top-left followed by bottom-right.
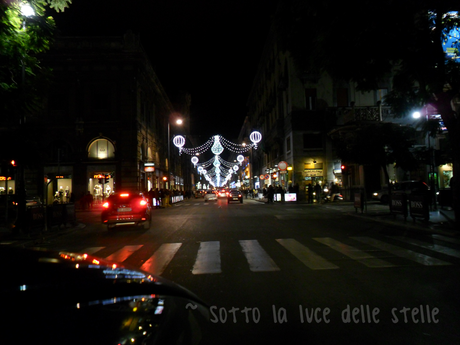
(412, 110), (437, 210)
(167, 117), (183, 191)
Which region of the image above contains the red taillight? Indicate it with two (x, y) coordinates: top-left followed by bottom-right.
(120, 193), (130, 197)
(102, 202), (109, 208)
(140, 199), (147, 206)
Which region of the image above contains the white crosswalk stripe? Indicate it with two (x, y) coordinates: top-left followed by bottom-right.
(106, 245), (143, 263)
(351, 237), (451, 266)
(192, 241), (222, 274)
(240, 240), (280, 272)
(75, 236), (459, 276)
(389, 236), (460, 259)
(313, 237), (396, 268)
(276, 238), (339, 270)
(140, 243), (182, 275)
(80, 246), (105, 255)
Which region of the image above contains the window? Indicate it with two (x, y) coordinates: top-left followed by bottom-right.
(88, 139), (115, 159)
(305, 89), (317, 110)
(336, 88), (349, 107)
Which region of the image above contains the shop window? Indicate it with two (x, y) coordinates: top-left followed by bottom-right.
(88, 139), (115, 159)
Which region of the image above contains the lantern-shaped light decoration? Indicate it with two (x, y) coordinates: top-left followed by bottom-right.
(249, 131), (262, 149)
(191, 156), (199, 167)
(233, 165), (239, 174)
(237, 155), (244, 166)
(173, 135), (186, 154)
(211, 135), (224, 155)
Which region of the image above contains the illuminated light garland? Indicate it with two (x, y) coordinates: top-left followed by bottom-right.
(173, 132), (261, 187)
(174, 132), (262, 156)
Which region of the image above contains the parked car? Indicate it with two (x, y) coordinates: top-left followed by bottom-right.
(372, 181), (430, 204)
(204, 190), (217, 202)
(227, 189), (243, 204)
(0, 245), (209, 344)
(101, 191), (152, 231)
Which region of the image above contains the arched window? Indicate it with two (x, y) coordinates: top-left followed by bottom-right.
(88, 139), (115, 159)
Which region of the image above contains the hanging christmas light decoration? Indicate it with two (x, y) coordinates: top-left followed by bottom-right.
(173, 135), (186, 154)
(211, 135), (224, 155)
(191, 156), (199, 167)
(173, 131), (262, 187)
(249, 131), (262, 148)
(176, 132), (262, 157)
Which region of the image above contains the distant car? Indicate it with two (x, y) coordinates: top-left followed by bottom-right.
(101, 191), (152, 231)
(204, 190), (217, 202)
(194, 190), (205, 198)
(227, 189), (243, 204)
(372, 181), (430, 204)
(217, 189), (228, 198)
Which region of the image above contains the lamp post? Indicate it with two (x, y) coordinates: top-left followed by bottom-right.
(167, 117), (183, 191)
(14, 2), (35, 234)
(413, 111), (437, 210)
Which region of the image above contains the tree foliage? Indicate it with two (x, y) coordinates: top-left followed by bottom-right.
(0, 0), (71, 122)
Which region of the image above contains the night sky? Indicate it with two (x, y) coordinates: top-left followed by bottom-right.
(50, 0), (280, 141)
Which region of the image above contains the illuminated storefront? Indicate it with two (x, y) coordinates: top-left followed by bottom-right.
(0, 176), (14, 195)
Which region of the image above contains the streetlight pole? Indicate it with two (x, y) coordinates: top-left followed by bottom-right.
(167, 117), (183, 192)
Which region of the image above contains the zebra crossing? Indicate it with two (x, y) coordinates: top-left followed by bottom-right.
(73, 235), (459, 276)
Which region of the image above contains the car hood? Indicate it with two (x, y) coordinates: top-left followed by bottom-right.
(0, 245), (209, 345)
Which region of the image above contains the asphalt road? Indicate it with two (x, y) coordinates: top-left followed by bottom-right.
(28, 198), (460, 344)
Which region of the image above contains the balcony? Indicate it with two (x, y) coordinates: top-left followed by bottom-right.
(342, 104), (393, 124)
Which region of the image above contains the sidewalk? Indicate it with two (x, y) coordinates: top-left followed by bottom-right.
(254, 197), (458, 236)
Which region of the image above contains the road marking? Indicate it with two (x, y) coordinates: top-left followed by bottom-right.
(192, 241), (222, 274)
(239, 240), (280, 272)
(313, 237), (395, 268)
(140, 243), (182, 275)
(352, 237), (451, 266)
(390, 236), (460, 259)
(432, 234), (460, 245)
(276, 238), (339, 270)
(105, 245), (143, 263)
(81, 246), (105, 255)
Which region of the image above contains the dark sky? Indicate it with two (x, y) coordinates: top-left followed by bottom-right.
(51, 0), (279, 141)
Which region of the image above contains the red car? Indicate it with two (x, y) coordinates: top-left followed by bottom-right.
(101, 192), (152, 231)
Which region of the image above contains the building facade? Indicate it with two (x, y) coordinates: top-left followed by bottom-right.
(18, 32), (186, 205)
(243, 27), (396, 201)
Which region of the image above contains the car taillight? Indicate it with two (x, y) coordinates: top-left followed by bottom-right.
(102, 202), (109, 208)
(120, 193), (130, 197)
(140, 199), (147, 206)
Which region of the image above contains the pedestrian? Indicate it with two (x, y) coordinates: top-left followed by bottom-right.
(307, 184), (313, 203)
(267, 185), (274, 204)
(85, 191), (94, 210)
(314, 183), (322, 203)
(153, 188), (160, 208)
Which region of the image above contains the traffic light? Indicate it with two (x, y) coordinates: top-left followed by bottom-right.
(341, 165), (347, 175)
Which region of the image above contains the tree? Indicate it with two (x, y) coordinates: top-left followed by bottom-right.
(274, 0), (460, 224)
(1, 0), (71, 122)
(0, 0), (71, 233)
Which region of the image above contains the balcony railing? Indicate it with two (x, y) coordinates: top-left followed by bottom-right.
(342, 104), (393, 123)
